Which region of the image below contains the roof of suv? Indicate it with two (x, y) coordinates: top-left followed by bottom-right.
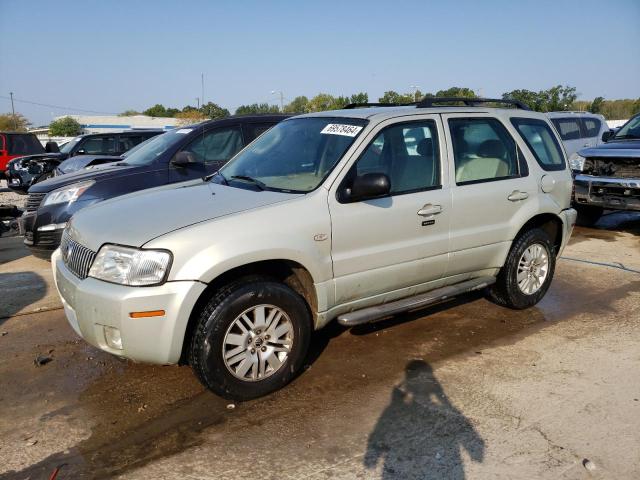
(298, 105), (547, 122)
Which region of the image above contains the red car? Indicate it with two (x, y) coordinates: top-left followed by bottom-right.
(0, 132), (45, 178)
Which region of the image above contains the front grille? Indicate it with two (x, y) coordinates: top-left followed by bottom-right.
(26, 193), (46, 212)
(60, 231), (96, 280)
(585, 157), (640, 179)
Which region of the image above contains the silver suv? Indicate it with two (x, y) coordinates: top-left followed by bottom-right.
(53, 98), (577, 400)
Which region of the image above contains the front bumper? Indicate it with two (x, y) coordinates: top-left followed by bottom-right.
(574, 174), (640, 212)
(52, 249), (207, 364)
(22, 212), (64, 257)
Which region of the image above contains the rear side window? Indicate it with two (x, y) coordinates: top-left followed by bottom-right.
(511, 118), (566, 171)
(244, 123), (275, 143)
(580, 118), (601, 137)
(77, 136), (117, 155)
(7, 134), (45, 155)
(551, 118), (581, 140)
(118, 135), (145, 152)
(449, 118), (520, 185)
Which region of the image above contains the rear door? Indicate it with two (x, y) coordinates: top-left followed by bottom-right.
(169, 125), (244, 182)
(443, 113), (537, 277)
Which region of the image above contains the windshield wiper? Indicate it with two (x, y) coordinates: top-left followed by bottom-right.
(230, 175), (266, 190)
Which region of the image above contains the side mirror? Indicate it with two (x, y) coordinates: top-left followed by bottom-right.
(347, 173), (391, 201)
(601, 130), (613, 142)
(45, 141), (59, 153)
(171, 151), (197, 167)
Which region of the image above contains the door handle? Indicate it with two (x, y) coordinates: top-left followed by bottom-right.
(507, 190), (529, 202)
(417, 204), (442, 216)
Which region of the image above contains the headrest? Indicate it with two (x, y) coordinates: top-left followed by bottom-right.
(477, 139), (506, 159)
(416, 138), (433, 157)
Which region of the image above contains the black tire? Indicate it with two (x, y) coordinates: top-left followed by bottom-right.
(575, 205), (603, 227)
(487, 228), (556, 310)
(189, 276), (311, 401)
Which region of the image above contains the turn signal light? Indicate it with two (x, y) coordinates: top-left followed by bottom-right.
(129, 310), (166, 318)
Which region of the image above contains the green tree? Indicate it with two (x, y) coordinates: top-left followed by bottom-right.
(307, 93), (337, 112)
(589, 96), (604, 114)
(502, 89), (540, 110)
(284, 96), (309, 113)
(349, 92), (369, 104)
(119, 109), (141, 116)
(379, 91), (414, 104)
(143, 104), (168, 117)
(435, 87), (477, 98)
(0, 112), (30, 131)
(200, 102), (230, 119)
(49, 116), (82, 136)
(540, 85), (577, 111)
(235, 103), (280, 115)
(165, 108), (180, 117)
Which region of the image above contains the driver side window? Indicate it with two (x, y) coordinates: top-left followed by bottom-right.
(181, 127), (243, 168)
(352, 120), (441, 195)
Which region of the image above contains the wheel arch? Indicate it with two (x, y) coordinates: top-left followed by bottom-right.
(514, 213), (563, 256)
(179, 259), (318, 364)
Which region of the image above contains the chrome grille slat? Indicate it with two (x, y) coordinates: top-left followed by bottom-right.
(26, 193), (46, 213)
(61, 231), (96, 280)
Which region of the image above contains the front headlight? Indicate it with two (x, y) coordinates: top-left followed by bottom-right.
(88, 244), (172, 286)
(42, 180), (95, 206)
(568, 153), (586, 172)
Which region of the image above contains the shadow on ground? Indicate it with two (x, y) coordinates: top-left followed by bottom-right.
(0, 236), (30, 264)
(0, 271), (47, 324)
(364, 359), (484, 479)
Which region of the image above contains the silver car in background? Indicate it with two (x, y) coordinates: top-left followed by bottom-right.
(547, 111), (611, 158)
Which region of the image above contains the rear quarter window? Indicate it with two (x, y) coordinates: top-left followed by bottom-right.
(580, 118), (601, 137)
(511, 118), (566, 171)
(551, 118), (581, 141)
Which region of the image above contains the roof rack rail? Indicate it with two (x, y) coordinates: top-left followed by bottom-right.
(343, 102), (401, 109)
(416, 97), (530, 110)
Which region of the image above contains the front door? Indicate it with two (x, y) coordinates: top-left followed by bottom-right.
(169, 125), (244, 182)
(329, 115), (451, 305)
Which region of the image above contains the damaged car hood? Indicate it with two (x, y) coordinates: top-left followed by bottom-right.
(67, 181), (302, 251)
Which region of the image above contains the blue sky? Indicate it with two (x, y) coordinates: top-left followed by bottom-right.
(1, 0), (638, 125)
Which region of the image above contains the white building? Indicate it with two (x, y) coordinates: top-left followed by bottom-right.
(63, 114), (181, 134)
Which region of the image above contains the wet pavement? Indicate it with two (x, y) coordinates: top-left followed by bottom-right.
(0, 212), (639, 479)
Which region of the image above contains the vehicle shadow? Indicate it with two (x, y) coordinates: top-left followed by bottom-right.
(364, 359), (484, 479)
(0, 236), (30, 264)
(0, 271), (47, 324)
(570, 211), (640, 246)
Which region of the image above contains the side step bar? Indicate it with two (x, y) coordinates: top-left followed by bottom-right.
(337, 276), (496, 327)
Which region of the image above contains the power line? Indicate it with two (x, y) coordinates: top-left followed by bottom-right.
(0, 95), (118, 115)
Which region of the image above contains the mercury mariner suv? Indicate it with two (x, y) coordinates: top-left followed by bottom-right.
(52, 98), (577, 400)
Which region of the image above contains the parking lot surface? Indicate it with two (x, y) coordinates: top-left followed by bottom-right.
(0, 213), (639, 479)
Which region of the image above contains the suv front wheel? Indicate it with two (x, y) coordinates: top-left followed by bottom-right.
(487, 228), (556, 310)
(189, 276), (311, 400)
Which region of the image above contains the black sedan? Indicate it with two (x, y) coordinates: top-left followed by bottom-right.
(21, 114), (288, 258)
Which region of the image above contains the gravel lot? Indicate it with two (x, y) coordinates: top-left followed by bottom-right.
(0, 212), (639, 479)
(0, 179), (27, 210)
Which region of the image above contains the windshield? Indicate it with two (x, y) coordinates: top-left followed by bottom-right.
(59, 136), (82, 154)
(219, 117), (367, 192)
(123, 129), (187, 166)
(613, 114), (640, 140)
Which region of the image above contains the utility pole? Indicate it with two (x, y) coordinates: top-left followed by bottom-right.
(201, 74), (205, 106)
(9, 92), (17, 129)
(196, 97), (200, 109)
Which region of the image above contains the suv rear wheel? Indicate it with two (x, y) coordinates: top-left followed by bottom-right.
(487, 228), (556, 309)
(189, 276), (311, 400)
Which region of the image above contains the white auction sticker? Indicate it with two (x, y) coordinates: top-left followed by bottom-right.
(320, 124), (363, 137)
(175, 128), (193, 134)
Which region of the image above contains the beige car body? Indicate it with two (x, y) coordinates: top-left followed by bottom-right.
(53, 106), (577, 364)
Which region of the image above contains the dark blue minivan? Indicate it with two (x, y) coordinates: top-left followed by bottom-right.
(21, 114), (289, 257)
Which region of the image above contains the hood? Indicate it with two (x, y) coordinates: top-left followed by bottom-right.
(10, 153), (65, 164)
(67, 181), (303, 251)
(57, 155), (122, 174)
(30, 162), (141, 193)
(580, 140), (640, 158)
